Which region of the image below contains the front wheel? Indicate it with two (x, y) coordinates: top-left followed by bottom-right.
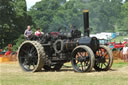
(71, 45), (95, 72)
(94, 45), (113, 71)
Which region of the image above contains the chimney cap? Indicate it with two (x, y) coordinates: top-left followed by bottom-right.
(83, 10), (88, 13)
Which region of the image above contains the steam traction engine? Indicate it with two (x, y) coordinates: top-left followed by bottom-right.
(18, 10), (113, 72)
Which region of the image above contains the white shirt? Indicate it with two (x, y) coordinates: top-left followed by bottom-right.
(123, 47), (128, 54)
(24, 29), (32, 37)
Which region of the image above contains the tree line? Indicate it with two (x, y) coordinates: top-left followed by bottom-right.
(29, 0), (128, 33)
(0, 0), (128, 50)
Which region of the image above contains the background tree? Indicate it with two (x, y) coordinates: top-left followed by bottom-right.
(0, 0), (16, 48)
(86, 0), (122, 32)
(0, 0), (33, 49)
(29, 0), (123, 33)
(49, 0), (84, 32)
(119, 2), (128, 31)
(28, 0), (61, 32)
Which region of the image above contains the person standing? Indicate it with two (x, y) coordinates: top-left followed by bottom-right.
(24, 25), (33, 39)
(122, 44), (128, 62)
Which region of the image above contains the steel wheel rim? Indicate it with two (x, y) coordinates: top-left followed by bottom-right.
(95, 47), (110, 70)
(72, 48), (91, 72)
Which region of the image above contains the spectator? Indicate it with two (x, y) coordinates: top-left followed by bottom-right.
(24, 25), (33, 39)
(123, 40), (127, 44)
(35, 28), (43, 37)
(122, 44), (128, 62)
(0, 49), (2, 53)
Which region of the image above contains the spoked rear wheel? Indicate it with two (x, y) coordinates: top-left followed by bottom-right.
(71, 45), (95, 72)
(18, 41), (45, 72)
(94, 45), (113, 71)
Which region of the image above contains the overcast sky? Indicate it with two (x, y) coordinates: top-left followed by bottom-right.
(26, 0), (41, 10)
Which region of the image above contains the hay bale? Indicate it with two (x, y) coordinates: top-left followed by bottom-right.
(0, 56), (10, 63)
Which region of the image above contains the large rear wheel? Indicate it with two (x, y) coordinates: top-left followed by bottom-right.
(18, 41), (45, 72)
(71, 45), (95, 72)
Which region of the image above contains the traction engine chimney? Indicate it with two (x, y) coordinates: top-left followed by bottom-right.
(83, 10), (89, 37)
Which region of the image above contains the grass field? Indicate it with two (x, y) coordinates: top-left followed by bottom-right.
(0, 62), (128, 85)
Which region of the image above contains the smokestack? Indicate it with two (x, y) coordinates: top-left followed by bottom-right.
(83, 10), (89, 37)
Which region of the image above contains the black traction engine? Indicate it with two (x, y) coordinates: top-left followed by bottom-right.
(17, 10), (113, 72)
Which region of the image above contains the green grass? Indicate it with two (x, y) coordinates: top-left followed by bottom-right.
(63, 62), (128, 68)
(112, 62), (128, 68)
(0, 62), (128, 85)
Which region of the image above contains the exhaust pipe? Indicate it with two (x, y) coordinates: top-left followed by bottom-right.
(83, 10), (89, 37)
